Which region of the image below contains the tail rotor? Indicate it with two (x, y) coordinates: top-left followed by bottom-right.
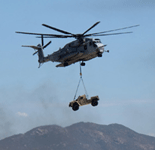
(32, 35), (51, 56)
(22, 35), (51, 68)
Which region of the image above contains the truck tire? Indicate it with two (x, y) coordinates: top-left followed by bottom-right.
(91, 100), (98, 107)
(72, 102), (79, 111)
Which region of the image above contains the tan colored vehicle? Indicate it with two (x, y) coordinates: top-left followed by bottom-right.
(69, 95), (99, 111)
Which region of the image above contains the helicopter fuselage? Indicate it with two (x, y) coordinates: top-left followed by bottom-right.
(16, 21), (138, 68)
(44, 38), (105, 67)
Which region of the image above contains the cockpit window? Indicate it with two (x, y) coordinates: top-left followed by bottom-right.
(94, 39), (101, 43)
(95, 40), (100, 43)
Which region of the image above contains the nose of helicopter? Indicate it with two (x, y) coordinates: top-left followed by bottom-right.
(99, 46), (104, 53)
(96, 43), (104, 53)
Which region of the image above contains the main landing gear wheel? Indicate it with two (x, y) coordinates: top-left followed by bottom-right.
(91, 100), (98, 107)
(64, 62), (68, 67)
(81, 62), (85, 66)
(72, 102), (79, 111)
(98, 53), (102, 57)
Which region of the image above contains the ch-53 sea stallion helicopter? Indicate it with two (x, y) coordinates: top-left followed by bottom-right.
(16, 21), (139, 68)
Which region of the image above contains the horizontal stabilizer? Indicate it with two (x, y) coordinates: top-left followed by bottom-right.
(22, 45), (39, 50)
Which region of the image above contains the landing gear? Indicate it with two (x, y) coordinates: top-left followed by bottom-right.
(64, 62), (68, 67)
(98, 53), (102, 57)
(81, 62), (85, 66)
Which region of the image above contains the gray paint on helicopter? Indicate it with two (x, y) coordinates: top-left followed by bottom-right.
(16, 22), (139, 68)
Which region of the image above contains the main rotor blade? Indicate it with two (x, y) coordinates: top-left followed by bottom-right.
(36, 35), (73, 38)
(43, 41), (52, 49)
(85, 32), (133, 37)
(16, 31), (71, 38)
(82, 21), (100, 36)
(86, 24), (139, 35)
(42, 24), (73, 35)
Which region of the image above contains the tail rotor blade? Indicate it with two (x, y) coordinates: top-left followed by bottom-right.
(33, 51), (38, 55)
(41, 35), (44, 46)
(43, 41), (52, 49)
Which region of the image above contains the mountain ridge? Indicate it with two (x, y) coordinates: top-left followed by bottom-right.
(0, 122), (155, 150)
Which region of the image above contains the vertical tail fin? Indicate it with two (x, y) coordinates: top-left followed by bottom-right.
(21, 36), (51, 68)
(37, 45), (44, 64)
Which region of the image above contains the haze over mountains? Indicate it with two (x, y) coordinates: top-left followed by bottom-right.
(0, 122), (154, 150)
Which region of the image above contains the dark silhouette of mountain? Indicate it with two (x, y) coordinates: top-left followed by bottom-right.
(0, 122), (155, 150)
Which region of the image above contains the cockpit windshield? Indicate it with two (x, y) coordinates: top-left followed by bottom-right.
(94, 39), (101, 43)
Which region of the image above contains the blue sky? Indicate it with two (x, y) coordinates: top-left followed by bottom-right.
(0, 0), (155, 139)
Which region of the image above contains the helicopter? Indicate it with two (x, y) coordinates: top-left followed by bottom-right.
(16, 21), (139, 68)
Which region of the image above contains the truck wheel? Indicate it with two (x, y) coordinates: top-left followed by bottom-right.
(91, 100), (98, 107)
(72, 102), (79, 111)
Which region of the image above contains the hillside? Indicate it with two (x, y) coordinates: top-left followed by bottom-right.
(0, 122), (155, 150)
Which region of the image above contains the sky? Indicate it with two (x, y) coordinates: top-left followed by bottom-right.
(0, 0), (155, 139)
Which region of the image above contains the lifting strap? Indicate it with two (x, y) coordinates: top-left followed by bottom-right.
(73, 63), (89, 100)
